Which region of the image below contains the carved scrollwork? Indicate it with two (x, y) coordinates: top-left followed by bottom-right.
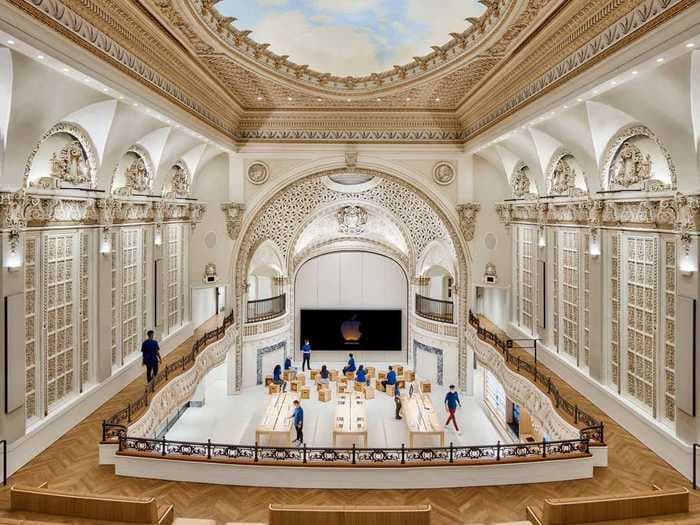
(456, 202), (480, 241)
(221, 202), (245, 242)
(189, 203), (207, 231)
(511, 164), (534, 198)
(336, 205), (367, 235)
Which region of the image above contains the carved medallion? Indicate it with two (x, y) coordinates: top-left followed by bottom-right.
(247, 161), (269, 185)
(336, 205), (367, 235)
(433, 162), (455, 185)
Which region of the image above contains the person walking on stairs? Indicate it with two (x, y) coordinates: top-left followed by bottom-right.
(444, 384), (461, 432)
(141, 330), (162, 384)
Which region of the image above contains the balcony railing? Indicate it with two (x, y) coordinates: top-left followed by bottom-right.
(415, 294), (454, 324)
(247, 293), (286, 323)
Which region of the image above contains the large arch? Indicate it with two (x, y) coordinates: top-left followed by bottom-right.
(231, 165), (472, 392)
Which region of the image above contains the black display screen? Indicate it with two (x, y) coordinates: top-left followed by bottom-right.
(300, 309), (402, 351)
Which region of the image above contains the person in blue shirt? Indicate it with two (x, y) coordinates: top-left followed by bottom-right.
(284, 357), (293, 370)
(272, 364), (286, 392)
(355, 365), (368, 385)
(381, 366), (397, 390)
(444, 384), (462, 431)
(342, 353), (356, 375)
(301, 339), (312, 371)
(289, 399), (304, 445)
(141, 330), (162, 384)
(394, 383), (402, 420)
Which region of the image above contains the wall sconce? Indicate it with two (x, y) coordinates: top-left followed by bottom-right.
(679, 233), (697, 276)
(4, 230), (23, 271)
(100, 227), (112, 255)
(154, 224), (162, 246)
(589, 229), (601, 258)
(538, 226), (546, 247)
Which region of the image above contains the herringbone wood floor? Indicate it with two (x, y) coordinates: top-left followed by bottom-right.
(2, 321), (700, 525)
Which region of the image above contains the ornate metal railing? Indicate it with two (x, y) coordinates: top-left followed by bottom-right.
(101, 311), (235, 443)
(118, 435), (590, 467)
(415, 294), (454, 324)
(468, 311), (605, 444)
(247, 293), (286, 323)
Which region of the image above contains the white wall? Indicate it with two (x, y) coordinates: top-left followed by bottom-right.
(294, 251), (408, 363)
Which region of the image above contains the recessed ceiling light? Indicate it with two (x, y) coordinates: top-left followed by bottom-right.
(611, 81), (617, 85)
(316, 98), (322, 102)
(346, 98), (351, 102)
(435, 98), (440, 102)
(102, 88), (108, 92)
(405, 97), (411, 101)
(287, 96), (292, 101)
(563, 105), (569, 109)
(84, 78), (91, 83)
(656, 57), (664, 62)
(6, 40), (15, 45)
(62, 67), (69, 72)
(576, 98), (583, 102)
(593, 89), (599, 94)
(686, 43), (695, 48)
(632, 71), (638, 75)
(119, 95), (124, 100)
(376, 98), (382, 102)
(256, 96), (262, 101)
(132, 103), (138, 107)
(36, 55), (44, 60)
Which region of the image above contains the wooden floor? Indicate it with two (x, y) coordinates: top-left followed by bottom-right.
(1, 320), (700, 525)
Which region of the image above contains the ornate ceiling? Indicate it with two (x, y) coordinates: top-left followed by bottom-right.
(8, 0), (693, 143)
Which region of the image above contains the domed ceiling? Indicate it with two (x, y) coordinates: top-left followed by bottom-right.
(213, 0), (487, 77)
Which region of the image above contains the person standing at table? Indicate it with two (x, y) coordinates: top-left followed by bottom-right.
(342, 353), (356, 375)
(444, 384), (462, 432)
(289, 399), (304, 445)
(141, 330), (162, 384)
(394, 383), (402, 420)
(381, 365), (397, 390)
(301, 338), (312, 372)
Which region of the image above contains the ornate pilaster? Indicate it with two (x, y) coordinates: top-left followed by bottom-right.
(456, 202), (480, 241)
(494, 203), (512, 227)
(221, 202), (245, 242)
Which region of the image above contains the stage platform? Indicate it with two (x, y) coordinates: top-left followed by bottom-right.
(165, 361), (508, 449)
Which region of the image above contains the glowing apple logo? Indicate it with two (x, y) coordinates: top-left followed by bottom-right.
(340, 315), (362, 344)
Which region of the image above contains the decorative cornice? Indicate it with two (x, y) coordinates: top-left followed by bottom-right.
(496, 193), (700, 237)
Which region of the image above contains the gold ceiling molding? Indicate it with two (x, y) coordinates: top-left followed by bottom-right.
(8, 0), (695, 144)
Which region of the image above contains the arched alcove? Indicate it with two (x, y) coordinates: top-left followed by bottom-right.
(163, 160), (191, 198)
(111, 144), (155, 195)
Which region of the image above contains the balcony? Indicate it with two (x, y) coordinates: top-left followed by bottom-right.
(247, 293), (286, 323)
(415, 294), (453, 324)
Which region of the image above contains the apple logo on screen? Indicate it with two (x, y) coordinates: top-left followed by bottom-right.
(340, 314), (362, 344)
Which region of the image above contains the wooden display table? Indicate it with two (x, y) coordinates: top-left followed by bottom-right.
(393, 364), (404, 375)
(386, 384), (395, 397)
(319, 389), (331, 402)
(402, 385), (444, 447)
(283, 370), (296, 381)
(353, 381), (365, 393)
(367, 366), (376, 378)
(264, 375), (273, 386)
(420, 381), (432, 393)
(255, 391), (297, 446)
(300, 386), (310, 399)
(329, 370), (339, 381)
(333, 392), (368, 447)
(268, 383), (281, 394)
(310, 369), (319, 380)
(290, 381), (302, 392)
(403, 370), (416, 381)
(346, 371), (355, 380)
(337, 383), (348, 394)
(363, 386), (375, 399)
(296, 374), (306, 385)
